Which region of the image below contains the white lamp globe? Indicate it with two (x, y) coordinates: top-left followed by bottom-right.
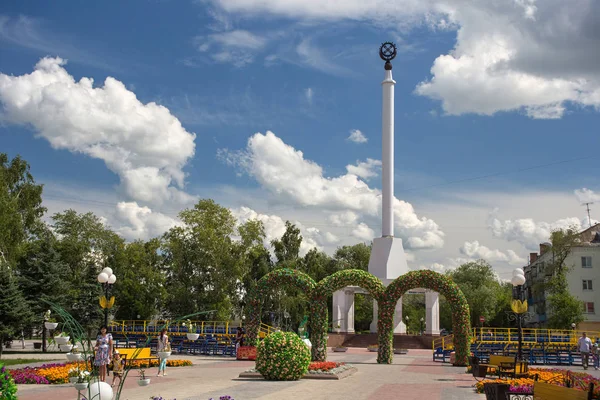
(102, 267), (113, 276)
(108, 274), (117, 284)
(88, 381), (113, 400)
(511, 274), (526, 286)
(512, 268), (524, 277)
(97, 273), (109, 283)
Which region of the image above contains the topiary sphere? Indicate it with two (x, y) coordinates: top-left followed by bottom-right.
(256, 331), (311, 381)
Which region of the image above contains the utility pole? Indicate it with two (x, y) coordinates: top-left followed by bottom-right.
(582, 202), (594, 228)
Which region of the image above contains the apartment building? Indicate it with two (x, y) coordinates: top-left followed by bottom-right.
(523, 223), (600, 331)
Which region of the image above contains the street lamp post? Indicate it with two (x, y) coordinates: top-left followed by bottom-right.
(405, 315), (409, 335)
(97, 267), (117, 327)
(420, 317), (424, 336)
(510, 268), (527, 361)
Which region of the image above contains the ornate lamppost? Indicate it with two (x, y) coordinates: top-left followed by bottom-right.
(97, 268), (117, 327)
(420, 317), (424, 336)
(509, 268), (529, 361)
(405, 315), (409, 335)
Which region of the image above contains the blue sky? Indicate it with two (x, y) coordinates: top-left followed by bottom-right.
(1, 0), (599, 279)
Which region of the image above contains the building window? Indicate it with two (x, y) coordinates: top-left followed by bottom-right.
(582, 256), (593, 268)
(583, 302), (595, 314)
(583, 280), (594, 291)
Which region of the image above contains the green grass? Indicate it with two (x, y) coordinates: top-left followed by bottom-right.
(0, 358), (57, 366)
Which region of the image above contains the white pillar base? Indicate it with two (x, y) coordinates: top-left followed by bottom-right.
(426, 290), (440, 335)
(345, 290), (355, 333)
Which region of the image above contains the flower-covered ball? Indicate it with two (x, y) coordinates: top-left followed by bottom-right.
(256, 331), (311, 381)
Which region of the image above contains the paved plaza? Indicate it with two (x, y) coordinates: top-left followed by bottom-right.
(6, 348), (483, 400)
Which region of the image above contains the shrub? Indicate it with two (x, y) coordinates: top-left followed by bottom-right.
(0, 364), (18, 400)
(256, 331), (311, 381)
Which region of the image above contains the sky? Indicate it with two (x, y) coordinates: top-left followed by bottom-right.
(1, 0), (599, 281)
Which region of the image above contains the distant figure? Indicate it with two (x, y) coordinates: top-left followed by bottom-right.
(156, 328), (169, 376)
(578, 332), (592, 369)
(235, 327), (245, 354)
(111, 350), (124, 388)
(94, 325), (113, 382)
(593, 339), (600, 370)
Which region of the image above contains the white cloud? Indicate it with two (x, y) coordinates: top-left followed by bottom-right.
(194, 29), (268, 67)
(113, 202), (182, 241)
(210, 0), (600, 118)
(346, 158), (381, 180)
(219, 131), (444, 249)
(305, 87), (314, 104)
(575, 188), (600, 204)
(351, 223), (375, 242)
(347, 129), (367, 144)
(328, 211), (359, 226)
(487, 213), (586, 250)
(231, 206), (328, 255)
(0, 57), (196, 207)
(460, 240), (525, 265)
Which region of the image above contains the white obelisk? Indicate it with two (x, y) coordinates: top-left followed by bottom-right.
(369, 43), (409, 333)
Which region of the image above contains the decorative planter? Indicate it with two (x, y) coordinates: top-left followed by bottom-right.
(67, 353), (83, 361)
(186, 333), (200, 341)
(367, 347), (378, 352)
(483, 383), (510, 400)
(236, 346), (257, 361)
(333, 328), (341, 333)
(157, 351), (171, 359)
(55, 336), (70, 345)
(333, 347), (348, 352)
(394, 349), (408, 354)
(45, 322), (59, 330)
(69, 377), (79, 384)
(137, 378), (151, 386)
(33, 342), (42, 350)
(74, 382), (89, 391)
(60, 344), (73, 352)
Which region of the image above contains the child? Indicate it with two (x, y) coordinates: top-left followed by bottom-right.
(111, 350), (125, 388)
(594, 339), (600, 370)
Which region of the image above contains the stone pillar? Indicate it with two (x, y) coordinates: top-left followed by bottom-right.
(393, 297), (406, 334)
(332, 290), (345, 332)
(425, 291), (440, 335)
(370, 300), (378, 333)
(345, 290), (355, 333)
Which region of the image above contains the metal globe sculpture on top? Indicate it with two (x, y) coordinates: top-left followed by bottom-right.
(379, 42), (397, 70)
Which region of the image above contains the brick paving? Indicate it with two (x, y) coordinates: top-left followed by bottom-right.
(12, 349), (483, 400)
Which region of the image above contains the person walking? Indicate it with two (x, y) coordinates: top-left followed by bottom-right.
(156, 328), (169, 376)
(94, 325), (113, 382)
(593, 338), (600, 370)
(235, 327), (245, 356)
(578, 332), (593, 370)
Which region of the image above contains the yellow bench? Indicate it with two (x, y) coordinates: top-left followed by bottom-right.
(116, 347), (152, 359)
(533, 381), (590, 400)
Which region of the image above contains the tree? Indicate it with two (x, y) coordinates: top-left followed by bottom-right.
(162, 199), (239, 320)
(16, 228), (70, 329)
(271, 221), (302, 266)
(443, 260), (507, 328)
(115, 239), (167, 320)
(51, 210), (125, 331)
(0, 265), (33, 358)
(0, 153), (45, 267)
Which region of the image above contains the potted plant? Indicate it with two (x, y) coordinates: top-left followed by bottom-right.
(367, 344), (378, 352)
(332, 346), (348, 352)
(184, 320), (199, 341)
(54, 331), (70, 345)
(73, 369), (90, 391)
(67, 344), (83, 361)
(60, 340), (73, 352)
(44, 310), (59, 330)
(393, 348), (408, 354)
(137, 369), (151, 386)
(333, 323), (341, 333)
(68, 367), (79, 384)
(158, 342), (172, 360)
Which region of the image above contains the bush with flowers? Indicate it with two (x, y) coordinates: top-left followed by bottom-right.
(0, 363), (18, 400)
(256, 331), (311, 381)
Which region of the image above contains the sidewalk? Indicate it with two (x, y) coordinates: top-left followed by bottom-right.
(13, 349), (481, 400)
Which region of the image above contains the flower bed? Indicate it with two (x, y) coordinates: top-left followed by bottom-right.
(10, 359), (193, 384)
(308, 362), (343, 372)
(475, 368), (600, 397)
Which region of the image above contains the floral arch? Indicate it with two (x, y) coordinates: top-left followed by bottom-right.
(310, 269), (386, 361)
(245, 269), (316, 345)
(378, 270), (471, 366)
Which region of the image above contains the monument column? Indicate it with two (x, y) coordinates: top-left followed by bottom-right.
(345, 290), (356, 333)
(425, 291), (440, 335)
(368, 42), (409, 333)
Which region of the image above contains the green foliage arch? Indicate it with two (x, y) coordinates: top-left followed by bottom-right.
(378, 270), (471, 366)
(310, 269), (386, 361)
(245, 269), (316, 346)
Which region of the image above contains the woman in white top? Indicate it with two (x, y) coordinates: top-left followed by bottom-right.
(157, 328), (169, 376)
